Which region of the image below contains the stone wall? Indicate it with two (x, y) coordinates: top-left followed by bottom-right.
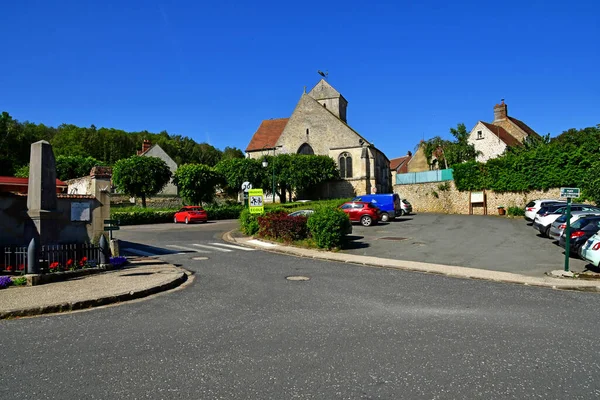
(111, 194), (183, 209)
(393, 180), (561, 215)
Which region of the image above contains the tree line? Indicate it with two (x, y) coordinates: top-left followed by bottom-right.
(0, 111), (244, 177)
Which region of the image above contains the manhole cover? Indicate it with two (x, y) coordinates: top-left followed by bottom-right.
(380, 237), (407, 241)
(286, 275), (310, 281)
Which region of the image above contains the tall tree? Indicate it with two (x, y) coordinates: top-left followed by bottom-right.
(112, 156), (172, 207)
(173, 164), (223, 205)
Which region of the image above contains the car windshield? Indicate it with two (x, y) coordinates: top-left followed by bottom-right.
(526, 201), (536, 208)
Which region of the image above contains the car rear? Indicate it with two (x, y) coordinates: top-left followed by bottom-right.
(524, 199), (561, 221)
(401, 199), (412, 215)
(581, 233), (600, 267)
(532, 204), (568, 236)
(188, 207), (207, 222)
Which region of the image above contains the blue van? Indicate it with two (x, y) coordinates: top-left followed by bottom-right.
(351, 193), (403, 222)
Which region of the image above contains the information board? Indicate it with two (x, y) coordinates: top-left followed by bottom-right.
(71, 202), (91, 221)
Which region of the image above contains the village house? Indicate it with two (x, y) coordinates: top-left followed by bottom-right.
(245, 79), (391, 198)
(467, 100), (540, 162)
(137, 139), (178, 195)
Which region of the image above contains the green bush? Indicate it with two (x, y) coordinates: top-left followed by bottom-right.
(257, 212), (308, 243)
(239, 208), (260, 235)
(507, 206), (525, 216)
(204, 203), (244, 220)
(112, 209), (175, 225)
(306, 207), (351, 249)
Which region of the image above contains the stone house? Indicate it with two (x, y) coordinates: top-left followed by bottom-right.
(468, 101), (540, 162)
(137, 140), (178, 195)
(389, 152), (412, 183)
(245, 79), (391, 197)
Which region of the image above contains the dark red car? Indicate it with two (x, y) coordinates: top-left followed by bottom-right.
(174, 206), (208, 224)
(340, 201), (381, 227)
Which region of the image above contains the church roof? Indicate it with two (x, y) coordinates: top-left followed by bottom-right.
(308, 79), (345, 100)
(480, 122), (522, 147)
(246, 118), (289, 152)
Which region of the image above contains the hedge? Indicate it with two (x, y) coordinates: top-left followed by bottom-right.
(112, 203), (245, 226)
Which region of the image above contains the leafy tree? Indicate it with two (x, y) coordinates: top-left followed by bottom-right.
(55, 155), (103, 181)
(173, 164), (223, 205)
(418, 123), (479, 169)
(222, 146), (245, 160)
(112, 156), (172, 207)
(582, 160), (600, 204)
(215, 158), (268, 197)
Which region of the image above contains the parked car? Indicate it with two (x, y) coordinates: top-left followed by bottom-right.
(524, 199), (563, 221)
(532, 203), (599, 237)
(340, 201), (381, 226)
(288, 209), (352, 234)
(580, 232), (600, 267)
(549, 211), (600, 241)
(400, 198), (413, 216)
(173, 206), (208, 224)
(351, 193), (404, 222)
(532, 203), (569, 237)
(558, 216), (600, 256)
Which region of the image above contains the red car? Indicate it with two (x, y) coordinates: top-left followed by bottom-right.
(340, 201), (381, 227)
(174, 206), (208, 224)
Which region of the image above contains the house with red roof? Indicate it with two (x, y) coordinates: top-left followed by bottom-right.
(245, 79), (391, 197)
(468, 101), (540, 162)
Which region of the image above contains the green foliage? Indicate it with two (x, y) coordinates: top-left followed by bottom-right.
(13, 164), (29, 178)
(453, 125), (600, 194)
(55, 155), (104, 180)
(112, 209), (176, 225)
(112, 156), (172, 207)
(215, 158), (267, 197)
(257, 212), (309, 243)
(203, 203), (244, 220)
(11, 276), (27, 286)
(419, 123), (479, 169)
(0, 110), (244, 176)
(507, 206), (525, 216)
(173, 164), (222, 205)
(239, 208), (260, 235)
(582, 160), (600, 204)
(306, 207), (351, 249)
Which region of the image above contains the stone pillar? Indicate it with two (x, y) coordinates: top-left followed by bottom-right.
(26, 141), (60, 245)
(90, 166), (112, 242)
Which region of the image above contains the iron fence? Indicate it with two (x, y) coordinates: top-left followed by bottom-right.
(1, 243), (101, 274)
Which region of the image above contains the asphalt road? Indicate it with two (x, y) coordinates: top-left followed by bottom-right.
(2, 221), (600, 399)
(343, 213), (590, 277)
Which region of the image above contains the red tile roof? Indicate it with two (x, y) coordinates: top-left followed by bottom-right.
(481, 122), (522, 147)
(389, 155), (412, 171)
(508, 116), (540, 138)
(0, 176), (67, 187)
(246, 118), (289, 152)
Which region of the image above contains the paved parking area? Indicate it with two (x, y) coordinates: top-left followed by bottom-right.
(342, 213), (590, 277)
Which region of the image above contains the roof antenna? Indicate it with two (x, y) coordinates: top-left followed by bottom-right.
(317, 70), (328, 80)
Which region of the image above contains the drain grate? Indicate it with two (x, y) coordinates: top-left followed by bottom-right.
(380, 237), (407, 241)
(286, 275), (310, 281)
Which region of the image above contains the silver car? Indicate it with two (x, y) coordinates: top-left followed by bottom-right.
(548, 211), (600, 241)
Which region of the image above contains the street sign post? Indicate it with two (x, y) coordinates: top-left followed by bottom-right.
(560, 188), (580, 272)
(248, 189), (264, 214)
(104, 219), (120, 240)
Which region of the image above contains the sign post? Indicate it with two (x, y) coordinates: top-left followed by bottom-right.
(241, 181), (252, 209)
(104, 219), (120, 240)
(248, 189), (264, 215)
(560, 187), (580, 272)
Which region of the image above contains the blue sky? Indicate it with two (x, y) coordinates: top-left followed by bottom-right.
(2, 0), (598, 159)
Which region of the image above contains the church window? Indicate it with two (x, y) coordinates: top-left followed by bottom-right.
(477, 130), (483, 139)
(297, 143), (314, 155)
(339, 152), (352, 178)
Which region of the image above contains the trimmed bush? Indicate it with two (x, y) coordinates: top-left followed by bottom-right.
(257, 212), (308, 243)
(112, 209), (175, 225)
(507, 206), (525, 216)
(239, 208), (260, 235)
(306, 207), (351, 249)
(204, 203), (244, 220)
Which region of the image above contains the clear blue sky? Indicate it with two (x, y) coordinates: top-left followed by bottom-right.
(2, 0), (598, 159)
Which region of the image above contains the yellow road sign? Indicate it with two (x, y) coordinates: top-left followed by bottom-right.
(248, 189), (264, 214)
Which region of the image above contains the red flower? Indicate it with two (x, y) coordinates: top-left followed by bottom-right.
(66, 259), (73, 266)
(6, 266), (13, 272)
(49, 262), (59, 270)
(79, 256), (88, 267)
(18, 264), (25, 271)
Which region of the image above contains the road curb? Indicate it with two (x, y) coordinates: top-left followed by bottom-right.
(223, 229), (600, 293)
(0, 268), (189, 320)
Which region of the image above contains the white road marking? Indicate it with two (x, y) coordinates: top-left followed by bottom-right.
(121, 248), (159, 257)
(209, 242), (256, 251)
(166, 244), (210, 253)
(247, 239), (279, 248)
(192, 243), (232, 252)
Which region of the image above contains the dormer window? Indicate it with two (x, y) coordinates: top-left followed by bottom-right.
(477, 130), (483, 140)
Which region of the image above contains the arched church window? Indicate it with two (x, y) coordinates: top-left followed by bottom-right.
(339, 152), (352, 178)
(297, 143), (314, 155)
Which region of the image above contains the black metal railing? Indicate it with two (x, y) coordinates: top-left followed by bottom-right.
(1, 243), (101, 274)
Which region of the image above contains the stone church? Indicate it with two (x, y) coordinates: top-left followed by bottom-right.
(245, 79), (391, 198)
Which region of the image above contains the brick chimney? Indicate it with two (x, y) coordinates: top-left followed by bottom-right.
(493, 99), (508, 121)
(137, 139), (152, 155)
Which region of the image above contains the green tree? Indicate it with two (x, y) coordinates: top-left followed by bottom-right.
(215, 158), (268, 197)
(222, 146), (245, 160)
(55, 155), (103, 181)
(112, 156), (172, 207)
(173, 164), (223, 205)
(419, 123), (479, 169)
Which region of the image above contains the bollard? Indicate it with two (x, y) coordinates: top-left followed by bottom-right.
(27, 237), (40, 274)
(99, 234), (111, 266)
